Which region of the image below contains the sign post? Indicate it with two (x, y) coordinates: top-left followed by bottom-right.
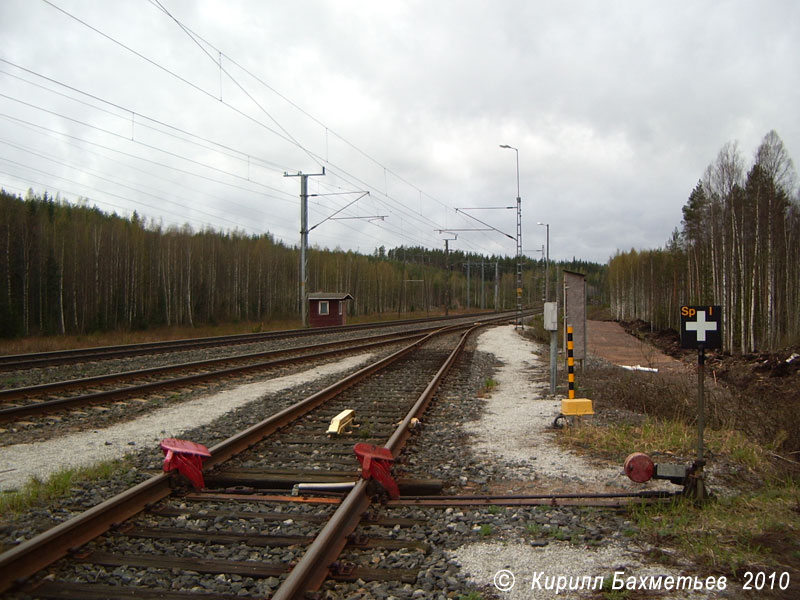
(680, 305), (722, 500)
(543, 302), (558, 395)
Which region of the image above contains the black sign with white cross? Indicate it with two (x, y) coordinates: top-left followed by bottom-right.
(680, 305), (722, 349)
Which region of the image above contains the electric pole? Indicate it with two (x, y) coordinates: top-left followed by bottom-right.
(284, 168), (325, 327)
(443, 235), (457, 316)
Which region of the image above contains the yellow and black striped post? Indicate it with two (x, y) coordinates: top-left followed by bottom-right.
(555, 325), (593, 427)
(567, 325), (575, 399)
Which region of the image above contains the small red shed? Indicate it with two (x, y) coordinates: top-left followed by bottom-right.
(308, 292), (353, 327)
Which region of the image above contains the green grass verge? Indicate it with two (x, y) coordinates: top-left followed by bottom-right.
(557, 417), (800, 578)
(0, 457), (134, 517)
(631, 480), (800, 576)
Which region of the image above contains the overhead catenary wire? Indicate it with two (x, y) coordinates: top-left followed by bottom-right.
(0, 124), (408, 249)
(0, 112), (295, 211)
(148, 0), (321, 172)
(20, 0), (514, 257)
(144, 0), (505, 254)
(0, 62), (296, 194)
(0, 116), (285, 216)
(0, 138), (288, 233)
(0, 91), (294, 198)
(146, 0), (455, 214)
(37, 0), (307, 158)
(1, 57), (441, 249)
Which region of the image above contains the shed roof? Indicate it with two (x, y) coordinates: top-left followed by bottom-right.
(308, 292), (353, 301)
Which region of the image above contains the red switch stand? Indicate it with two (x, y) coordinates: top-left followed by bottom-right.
(353, 443), (400, 499)
(160, 438), (211, 489)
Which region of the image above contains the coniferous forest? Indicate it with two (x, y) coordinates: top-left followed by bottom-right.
(0, 187), (605, 338)
(608, 130), (800, 352)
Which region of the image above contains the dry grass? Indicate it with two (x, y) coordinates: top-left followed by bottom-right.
(631, 482), (800, 579)
(581, 363), (799, 453)
(0, 309), (470, 356)
(0, 320), (298, 356)
(561, 417), (768, 472)
(557, 363), (800, 587)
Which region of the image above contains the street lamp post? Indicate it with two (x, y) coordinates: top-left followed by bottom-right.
(499, 144), (523, 329)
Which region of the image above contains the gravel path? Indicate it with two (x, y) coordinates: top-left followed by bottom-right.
(464, 325), (669, 493)
(0, 353), (373, 491)
(450, 325), (736, 599)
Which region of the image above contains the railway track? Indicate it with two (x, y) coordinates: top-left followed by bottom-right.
(0, 313), (531, 443)
(0, 314), (494, 597)
(0, 329), (430, 425)
(1, 312), (671, 599)
(0, 313), (501, 372)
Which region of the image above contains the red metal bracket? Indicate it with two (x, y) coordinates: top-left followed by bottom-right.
(160, 438), (211, 489)
(353, 443), (400, 499)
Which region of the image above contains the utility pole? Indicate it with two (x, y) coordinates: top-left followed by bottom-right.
(284, 168), (325, 327)
(538, 222), (556, 395)
(463, 260), (488, 310)
(494, 261), (499, 312)
(481, 261), (486, 309)
(443, 235), (457, 316)
(515, 186), (522, 328)
(538, 222), (550, 302)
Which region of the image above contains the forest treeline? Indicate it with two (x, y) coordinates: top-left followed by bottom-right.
(608, 130), (800, 352)
(0, 188), (604, 337)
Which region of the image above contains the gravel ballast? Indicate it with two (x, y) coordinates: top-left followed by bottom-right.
(0, 353), (374, 491)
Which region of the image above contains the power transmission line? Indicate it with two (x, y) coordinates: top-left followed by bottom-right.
(26, 0), (511, 257)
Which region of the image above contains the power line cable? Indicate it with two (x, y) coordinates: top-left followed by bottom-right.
(38, 0), (318, 167)
(34, 0), (505, 256)
(0, 112), (289, 203)
(0, 137), (290, 231)
(0, 92), (295, 199)
(0, 60), (296, 183)
(144, 1), (490, 248)
(0, 116), (281, 216)
(149, 0), (321, 171)
(146, 0), (456, 215)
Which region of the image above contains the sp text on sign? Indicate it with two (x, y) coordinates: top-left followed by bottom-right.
(680, 305), (722, 350)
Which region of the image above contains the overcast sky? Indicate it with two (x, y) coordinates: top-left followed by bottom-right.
(1, 1), (798, 263)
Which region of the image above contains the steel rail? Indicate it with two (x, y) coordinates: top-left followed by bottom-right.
(273, 324), (481, 599)
(387, 490), (681, 508)
(0, 328), (436, 403)
(0, 311), (508, 371)
(192, 491), (679, 509)
(0, 321), (480, 594)
(0, 475), (173, 593)
(0, 330), (431, 423)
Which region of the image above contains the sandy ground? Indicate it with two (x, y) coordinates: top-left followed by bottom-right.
(0, 354), (373, 491)
(587, 320), (686, 374)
